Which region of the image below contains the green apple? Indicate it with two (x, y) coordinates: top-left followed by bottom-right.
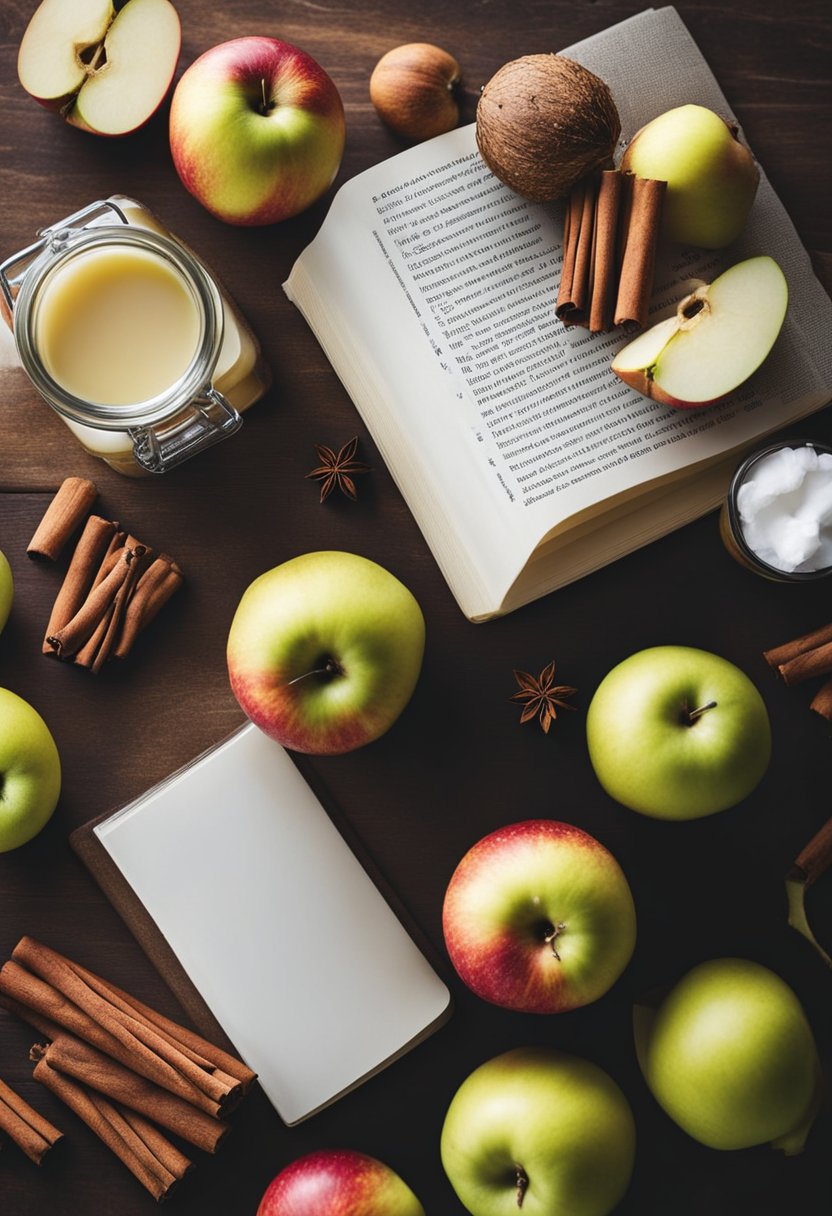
(620, 103), (759, 248)
(257, 1148), (425, 1215)
(611, 256), (788, 408)
(441, 1047), (635, 1216)
(169, 36), (346, 225)
(635, 958), (821, 1152)
(227, 551), (425, 754)
(17, 0), (181, 137)
(442, 819), (636, 1013)
(0, 688), (61, 852)
(586, 645), (771, 819)
(0, 549), (13, 634)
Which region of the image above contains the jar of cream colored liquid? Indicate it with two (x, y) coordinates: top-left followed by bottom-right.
(1, 197), (270, 475)
(720, 440), (832, 581)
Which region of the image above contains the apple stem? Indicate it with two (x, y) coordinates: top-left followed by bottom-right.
(685, 700), (718, 724)
(259, 78), (275, 116)
(543, 921), (567, 960)
(514, 1164), (529, 1207)
(285, 658), (343, 687)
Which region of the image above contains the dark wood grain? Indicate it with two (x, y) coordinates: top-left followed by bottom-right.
(1, 2), (830, 1213)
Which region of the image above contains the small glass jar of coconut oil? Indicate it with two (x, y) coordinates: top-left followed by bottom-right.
(1, 196), (270, 475)
(720, 440), (832, 581)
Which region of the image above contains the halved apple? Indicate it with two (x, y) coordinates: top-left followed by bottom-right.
(17, 0), (180, 137)
(611, 256), (788, 409)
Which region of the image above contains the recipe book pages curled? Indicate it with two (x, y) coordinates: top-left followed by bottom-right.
(284, 6), (832, 621)
(74, 723), (451, 1126)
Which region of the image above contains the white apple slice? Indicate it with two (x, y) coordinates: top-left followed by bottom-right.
(68, 0), (181, 136)
(17, 0), (115, 110)
(612, 255), (788, 408)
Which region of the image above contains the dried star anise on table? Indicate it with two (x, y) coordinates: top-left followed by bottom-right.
(511, 660), (577, 733)
(306, 436), (371, 502)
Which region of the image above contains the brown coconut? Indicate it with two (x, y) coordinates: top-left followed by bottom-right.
(476, 54), (621, 201)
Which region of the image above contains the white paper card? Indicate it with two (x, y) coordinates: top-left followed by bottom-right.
(93, 724), (451, 1125)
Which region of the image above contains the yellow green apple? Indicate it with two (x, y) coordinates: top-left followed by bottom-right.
(635, 957), (821, 1153)
(441, 1047), (636, 1216)
(621, 103), (759, 248)
(0, 688), (61, 852)
(0, 549), (13, 634)
(586, 645), (771, 819)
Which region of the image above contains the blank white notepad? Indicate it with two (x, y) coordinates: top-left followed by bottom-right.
(89, 723), (451, 1125)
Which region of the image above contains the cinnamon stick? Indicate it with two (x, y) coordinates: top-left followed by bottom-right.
(46, 545), (145, 661)
(791, 815), (832, 890)
(34, 1036), (229, 1154)
(32, 1055), (190, 1202)
(67, 957), (256, 1091)
(27, 478), (98, 561)
(113, 557), (184, 660)
(764, 621), (832, 669)
(9, 939), (242, 1114)
(76, 543), (153, 672)
(810, 677), (832, 720)
(556, 175), (596, 325)
(0, 1074), (63, 1165)
(614, 174), (666, 329)
(41, 515), (119, 655)
(588, 170), (623, 333)
(777, 640), (832, 686)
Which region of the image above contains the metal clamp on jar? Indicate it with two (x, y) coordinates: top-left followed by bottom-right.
(1, 197), (270, 475)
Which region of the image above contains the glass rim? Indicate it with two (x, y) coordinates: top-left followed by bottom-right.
(13, 224), (225, 430)
(726, 439), (832, 582)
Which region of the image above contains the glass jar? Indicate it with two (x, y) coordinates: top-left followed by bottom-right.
(720, 439), (832, 582)
(1, 196), (270, 475)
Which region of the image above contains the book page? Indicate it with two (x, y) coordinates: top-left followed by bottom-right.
(286, 7), (832, 617)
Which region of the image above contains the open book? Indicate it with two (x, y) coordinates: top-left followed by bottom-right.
(285, 7), (832, 621)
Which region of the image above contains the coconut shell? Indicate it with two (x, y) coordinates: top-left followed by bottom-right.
(476, 54), (621, 202)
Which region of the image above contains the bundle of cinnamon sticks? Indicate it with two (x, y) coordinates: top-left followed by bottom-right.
(556, 169), (666, 332)
(28, 477), (183, 673)
(763, 620), (832, 719)
(0, 937), (257, 1201)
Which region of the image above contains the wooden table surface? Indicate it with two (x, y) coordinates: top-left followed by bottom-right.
(1, 2), (830, 1213)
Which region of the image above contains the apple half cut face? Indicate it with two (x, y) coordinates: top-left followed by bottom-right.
(611, 255), (788, 408)
(17, 0), (181, 136)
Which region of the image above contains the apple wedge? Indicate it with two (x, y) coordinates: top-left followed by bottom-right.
(611, 255), (788, 408)
(17, 0), (180, 137)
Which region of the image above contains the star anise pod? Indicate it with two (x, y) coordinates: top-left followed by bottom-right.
(306, 436), (371, 503)
(511, 660), (577, 733)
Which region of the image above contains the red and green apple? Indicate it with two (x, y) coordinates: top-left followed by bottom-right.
(256, 1149), (425, 1216)
(441, 1047), (636, 1216)
(586, 645), (771, 820)
(169, 36), (346, 225)
(442, 819), (636, 1014)
(226, 551), (425, 755)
